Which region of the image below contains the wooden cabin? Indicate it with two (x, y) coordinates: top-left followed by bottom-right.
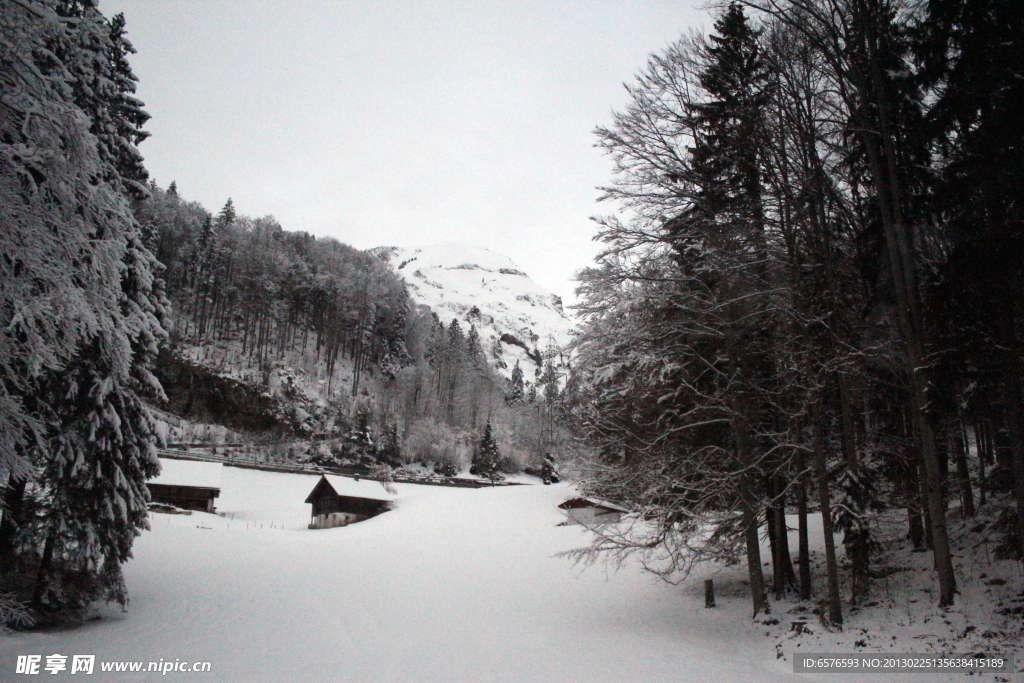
(305, 474), (395, 529)
(557, 497), (628, 526)
(148, 458), (223, 513)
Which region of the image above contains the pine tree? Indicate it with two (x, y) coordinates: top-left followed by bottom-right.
(506, 361), (524, 405)
(187, 214), (214, 290)
(217, 198), (236, 228)
(475, 421), (502, 484)
(103, 12), (151, 195)
(540, 360), (560, 404)
(377, 422), (402, 467)
(439, 319), (465, 419)
(464, 325), (491, 426)
(541, 453), (559, 485)
(575, 1), (776, 619)
(843, 0), (958, 607)
(1, 0), (165, 615)
(1, 0), (93, 486)
(52, 2), (150, 197)
(685, 1), (770, 272)
(686, 1), (773, 617)
(344, 404), (376, 463)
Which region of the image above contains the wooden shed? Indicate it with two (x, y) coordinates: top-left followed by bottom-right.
(557, 497), (628, 526)
(148, 458), (223, 513)
(305, 475), (395, 529)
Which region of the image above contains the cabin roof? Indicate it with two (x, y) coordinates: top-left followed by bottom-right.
(304, 474), (396, 504)
(557, 497), (628, 513)
(150, 458), (223, 489)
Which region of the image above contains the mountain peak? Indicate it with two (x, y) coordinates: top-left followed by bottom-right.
(375, 243), (573, 378)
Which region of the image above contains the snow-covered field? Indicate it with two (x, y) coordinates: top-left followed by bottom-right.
(1, 464), (1017, 682)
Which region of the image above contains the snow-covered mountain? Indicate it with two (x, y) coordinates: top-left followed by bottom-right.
(375, 243), (574, 379)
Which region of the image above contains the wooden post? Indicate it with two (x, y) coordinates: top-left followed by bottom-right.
(705, 579), (716, 608)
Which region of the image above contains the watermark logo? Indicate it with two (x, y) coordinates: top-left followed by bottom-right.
(15, 655), (40, 675)
(15, 654), (209, 675)
(71, 656), (95, 675)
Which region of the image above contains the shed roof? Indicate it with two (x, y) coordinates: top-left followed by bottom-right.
(557, 497), (628, 513)
(150, 458), (223, 489)
(304, 474), (396, 504)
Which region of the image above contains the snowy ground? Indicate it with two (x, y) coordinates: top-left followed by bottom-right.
(1, 465), (1019, 682)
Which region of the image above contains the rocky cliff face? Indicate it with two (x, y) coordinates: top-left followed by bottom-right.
(375, 243), (575, 379)
(154, 349), (329, 436)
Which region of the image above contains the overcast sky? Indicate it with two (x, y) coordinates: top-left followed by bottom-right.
(100, 0), (706, 304)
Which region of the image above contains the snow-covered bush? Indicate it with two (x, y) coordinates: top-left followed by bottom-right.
(0, 593), (33, 634)
(403, 418), (463, 473)
(497, 448), (526, 474)
(368, 463), (398, 495)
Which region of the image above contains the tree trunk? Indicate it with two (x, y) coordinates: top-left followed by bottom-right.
(838, 372), (870, 604)
(1002, 372), (1024, 554)
(772, 472), (797, 597)
(743, 501), (768, 618)
(987, 416), (1009, 468)
(33, 529), (56, 608)
(705, 579), (716, 608)
(766, 478), (781, 598)
(907, 465), (926, 550)
(918, 457), (934, 551)
(974, 423), (987, 507)
(952, 423), (975, 518)
(797, 463), (811, 600)
(735, 400), (767, 617)
(812, 402), (842, 627)
(0, 476), (26, 573)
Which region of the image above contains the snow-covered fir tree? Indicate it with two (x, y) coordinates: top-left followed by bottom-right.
(377, 422), (401, 467)
(541, 454), (559, 485)
(473, 421), (502, 484)
(0, 0), (165, 617)
(344, 404), (376, 463)
(505, 361), (524, 405)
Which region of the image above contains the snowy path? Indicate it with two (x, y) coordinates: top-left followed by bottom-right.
(0, 467), (985, 682)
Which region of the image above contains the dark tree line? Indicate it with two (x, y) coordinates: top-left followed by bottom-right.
(135, 185), (412, 399)
(568, 0), (1024, 625)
